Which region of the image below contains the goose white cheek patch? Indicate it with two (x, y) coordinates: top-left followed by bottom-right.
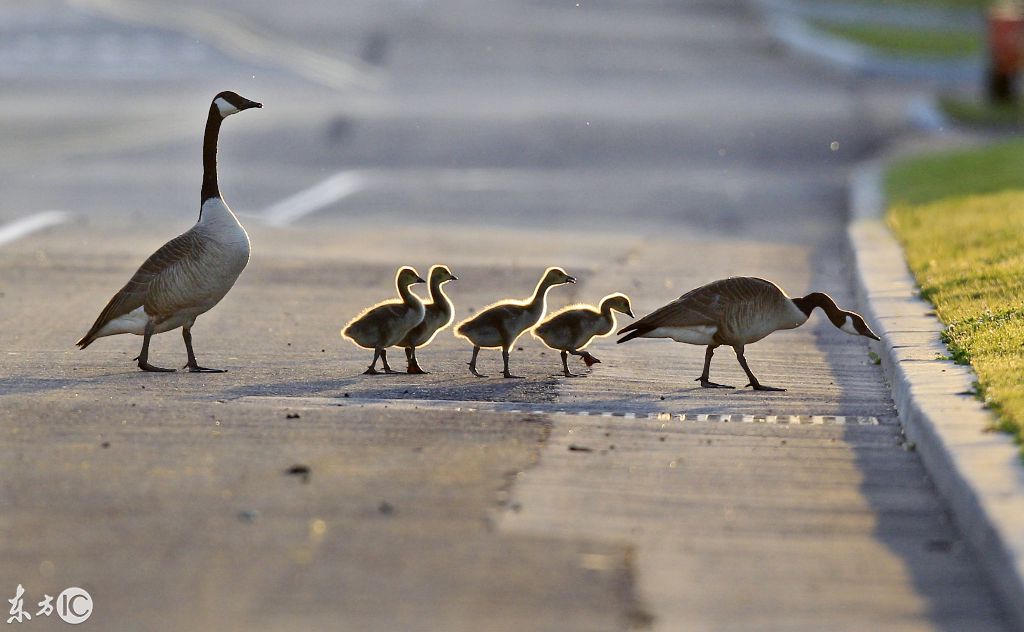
(840, 316), (860, 335)
(214, 97), (240, 116)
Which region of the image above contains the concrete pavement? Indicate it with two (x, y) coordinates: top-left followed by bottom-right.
(0, 0), (1012, 629)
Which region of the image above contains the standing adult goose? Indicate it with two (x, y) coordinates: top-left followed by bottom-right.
(455, 266), (576, 378)
(616, 276), (879, 391)
(76, 91), (262, 372)
(342, 266), (427, 374)
(533, 293), (633, 377)
(396, 264), (458, 374)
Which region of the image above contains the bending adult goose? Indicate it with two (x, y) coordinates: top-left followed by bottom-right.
(396, 264), (458, 374)
(342, 266), (427, 374)
(534, 293), (633, 377)
(616, 276), (879, 391)
(76, 91), (262, 372)
(455, 267), (576, 378)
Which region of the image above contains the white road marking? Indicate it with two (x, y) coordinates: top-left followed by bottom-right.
(0, 211), (69, 247)
(260, 171), (368, 227)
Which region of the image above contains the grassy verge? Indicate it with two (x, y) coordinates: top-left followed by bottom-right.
(813, 21), (982, 58)
(939, 94), (1024, 129)
(886, 139), (1024, 448)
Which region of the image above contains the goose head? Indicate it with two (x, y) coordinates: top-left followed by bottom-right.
(429, 264), (458, 285)
(838, 311), (880, 341)
(541, 267), (576, 287)
(212, 91), (263, 118)
(396, 266), (426, 289)
(602, 293), (634, 318)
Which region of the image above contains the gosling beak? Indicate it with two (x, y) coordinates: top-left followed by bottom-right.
(415, 276), (426, 284)
(566, 276), (577, 284)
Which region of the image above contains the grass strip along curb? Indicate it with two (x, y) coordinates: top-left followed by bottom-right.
(887, 139), (1024, 449)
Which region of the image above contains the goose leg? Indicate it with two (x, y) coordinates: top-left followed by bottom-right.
(734, 346), (785, 392)
(468, 346), (488, 378)
(406, 347), (428, 374)
(696, 345), (733, 389)
(380, 349), (399, 374)
(134, 320), (175, 372)
(502, 346), (524, 379)
(560, 351), (578, 378)
(182, 327), (226, 373)
(364, 348), (382, 375)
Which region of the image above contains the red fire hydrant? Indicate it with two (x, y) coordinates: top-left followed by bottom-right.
(988, 3), (1024, 103)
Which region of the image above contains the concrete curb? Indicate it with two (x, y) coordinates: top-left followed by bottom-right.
(848, 162), (1024, 630)
(752, 0), (982, 84)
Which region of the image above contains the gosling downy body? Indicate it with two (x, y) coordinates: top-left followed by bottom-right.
(534, 293), (633, 377)
(342, 266), (426, 374)
(76, 91), (262, 372)
(455, 266), (576, 378)
(396, 265), (458, 374)
(617, 276), (879, 391)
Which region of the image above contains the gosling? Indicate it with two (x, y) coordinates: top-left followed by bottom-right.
(342, 266), (426, 374)
(455, 266), (576, 378)
(396, 264), (458, 374)
(617, 276), (880, 391)
(533, 293), (633, 377)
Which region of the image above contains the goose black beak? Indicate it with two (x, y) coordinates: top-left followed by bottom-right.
(450, 275), (459, 281)
(415, 276), (426, 284)
(245, 101), (263, 110)
(626, 310), (635, 318)
(566, 276), (577, 284)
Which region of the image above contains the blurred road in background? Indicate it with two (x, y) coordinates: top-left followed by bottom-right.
(0, 1), (1011, 630)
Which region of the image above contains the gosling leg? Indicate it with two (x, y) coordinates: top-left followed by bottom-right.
(364, 348), (382, 375)
(560, 351), (579, 378)
(182, 327), (226, 373)
(380, 349), (399, 374)
(134, 320), (175, 373)
(734, 346), (785, 392)
(576, 350), (601, 367)
(406, 347), (428, 374)
(502, 346), (523, 379)
(468, 346), (488, 378)
(696, 345), (733, 389)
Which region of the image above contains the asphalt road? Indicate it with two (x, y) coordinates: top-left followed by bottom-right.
(0, 0), (1011, 630)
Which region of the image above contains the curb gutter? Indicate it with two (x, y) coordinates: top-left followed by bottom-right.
(848, 162), (1024, 630)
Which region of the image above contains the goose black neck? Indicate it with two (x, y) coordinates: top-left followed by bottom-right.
(201, 106), (223, 205)
(792, 292), (845, 326)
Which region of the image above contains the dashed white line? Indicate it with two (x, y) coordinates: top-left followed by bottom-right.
(0, 211), (69, 247)
(260, 171), (367, 227)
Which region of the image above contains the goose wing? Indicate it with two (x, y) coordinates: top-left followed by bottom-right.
(77, 230), (204, 348)
(618, 277), (777, 338)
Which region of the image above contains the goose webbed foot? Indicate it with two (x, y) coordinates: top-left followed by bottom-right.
(467, 363), (488, 378)
(696, 377), (734, 389)
(503, 372), (525, 379)
(746, 382), (786, 392)
(363, 366), (380, 375)
(186, 364), (226, 373)
(407, 364), (429, 375)
(138, 361), (175, 373)
(562, 370), (583, 378)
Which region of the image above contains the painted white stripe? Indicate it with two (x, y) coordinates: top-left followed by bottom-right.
(261, 171), (367, 227)
(0, 211), (69, 247)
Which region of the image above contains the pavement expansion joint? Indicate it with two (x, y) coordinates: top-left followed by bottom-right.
(232, 396), (879, 426)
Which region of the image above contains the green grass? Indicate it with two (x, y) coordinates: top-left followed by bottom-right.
(886, 141), (1024, 448)
(819, 0), (988, 10)
(813, 21), (982, 58)
(939, 94), (1024, 129)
